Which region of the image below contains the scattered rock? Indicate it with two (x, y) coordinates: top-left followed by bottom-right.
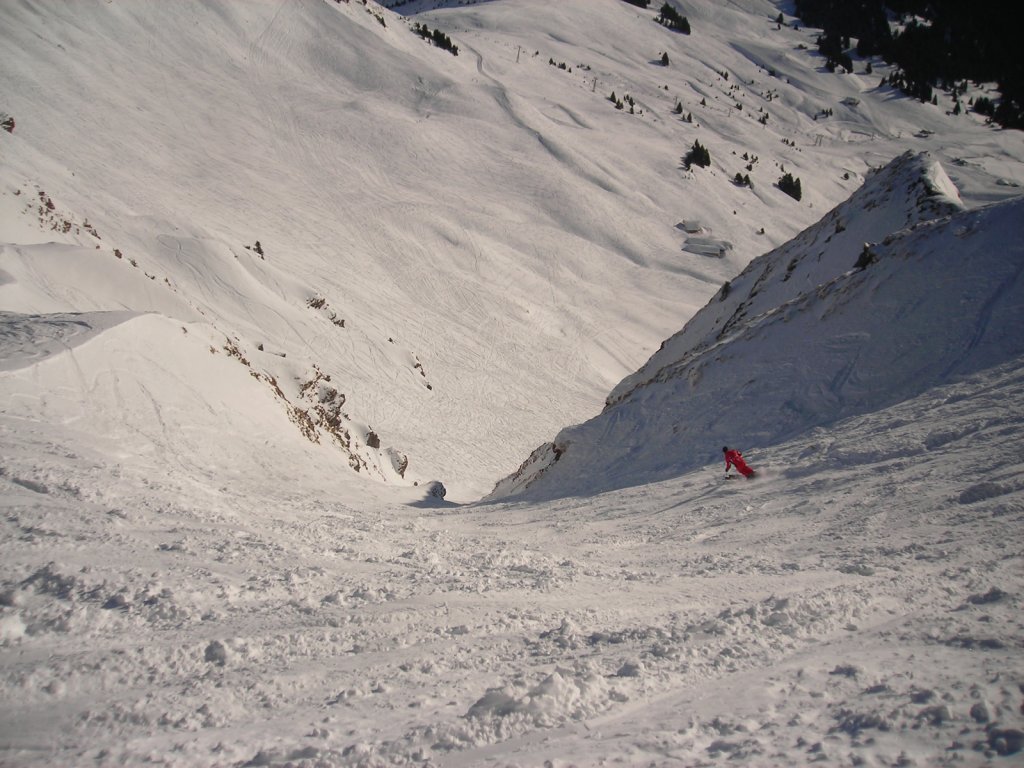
(969, 701), (991, 723)
(615, 660), (643, 678)
(967, 587), (1008, 605)
(829, 664), (859, 678)
(204, 640), (229, 666)
(987, 728), (1023, 756)
(917, 704), (951, 726)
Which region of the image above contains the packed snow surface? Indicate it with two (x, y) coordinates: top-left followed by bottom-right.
(1, 0), (1023, 765)
(2, 357), (1022, 766)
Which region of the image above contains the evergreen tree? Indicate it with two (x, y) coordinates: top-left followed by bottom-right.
(412, 23), (459, 56)
(778, 172), (802, 200)
(795, 0), (1023, 129)
(656, 3), (691, 34)
(685, 140), (711, 169)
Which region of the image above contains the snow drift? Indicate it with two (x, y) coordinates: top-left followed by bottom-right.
(491, 152), (1024, 499)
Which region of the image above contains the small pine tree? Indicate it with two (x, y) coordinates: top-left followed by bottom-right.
(673, 101), (683, 115)
(661, 52), (670, 66)
(778, 172), (802, 200)
(685, 140), (711, 169)
(974, 96), (995, 116)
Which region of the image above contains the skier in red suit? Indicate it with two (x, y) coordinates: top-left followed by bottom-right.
(723, 446), (756, 478)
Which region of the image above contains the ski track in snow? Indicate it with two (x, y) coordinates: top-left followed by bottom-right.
(1, 361), (1022, 766)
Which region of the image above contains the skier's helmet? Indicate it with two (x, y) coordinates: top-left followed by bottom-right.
(722, 446), (728, 453)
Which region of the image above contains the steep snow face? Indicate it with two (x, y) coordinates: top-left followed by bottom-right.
(3, 0), (1023, 499)
(2, 3), (1024, 765)
(491, 155), (1023, 500)
(609, 151), (964, 407)
(0, 311), (409, 493)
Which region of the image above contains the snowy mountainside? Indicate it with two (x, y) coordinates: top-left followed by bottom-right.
(608, 150), (965, 407)
(3, 0), (1024, 499)
(2, 2), (1024, 766)
(491, 152), (1024, 500)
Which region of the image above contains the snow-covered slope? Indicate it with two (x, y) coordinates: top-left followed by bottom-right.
(3, 0), (1023, 499)
(607, 150), (965, 407)
(2, 1), (1024, 765)
(491, 152), (1024, 499)
(2, 328), (1022, 767)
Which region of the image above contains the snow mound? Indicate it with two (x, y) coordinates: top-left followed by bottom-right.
(0, 311), (410, 488)
(0, 310), (138, 372)
(466, 665), (615, 729)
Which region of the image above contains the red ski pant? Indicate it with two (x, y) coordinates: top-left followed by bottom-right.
(727, 457), (754, 477)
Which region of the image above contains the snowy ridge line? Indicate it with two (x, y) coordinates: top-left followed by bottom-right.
(614, 193), (981, 407)
(607, 150), (964, 409)
(490, 155), (1024, 501)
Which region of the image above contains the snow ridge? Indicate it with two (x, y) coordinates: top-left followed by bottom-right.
(491, 153), (1022, 500)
